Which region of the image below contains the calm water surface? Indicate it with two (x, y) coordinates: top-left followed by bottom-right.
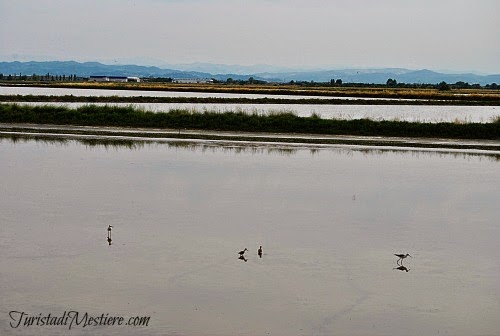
(0, 86), (378, 100)
(0, 138), (499, 336)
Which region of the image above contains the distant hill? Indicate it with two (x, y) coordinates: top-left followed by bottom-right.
(0, 61), (216, 80)
(256, 68), (500, 85)
(161, 62), (297, 75)
(1, 61), (499, 85)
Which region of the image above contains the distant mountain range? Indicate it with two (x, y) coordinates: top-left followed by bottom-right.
(1, 61), (499, 85)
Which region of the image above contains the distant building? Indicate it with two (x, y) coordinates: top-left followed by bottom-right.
(126, 77), (140, 82)
(89, 76), (140, 82)
(172, 78), (213, 84)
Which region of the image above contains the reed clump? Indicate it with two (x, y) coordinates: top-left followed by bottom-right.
(0, 103), (498, 140)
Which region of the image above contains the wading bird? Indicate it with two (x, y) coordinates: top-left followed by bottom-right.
(394, 253), (411, 265)
(238, 248), (248, 256)
(258, 246), (263, 258)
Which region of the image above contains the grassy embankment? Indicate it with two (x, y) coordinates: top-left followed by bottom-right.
(1, 103), (499, 140)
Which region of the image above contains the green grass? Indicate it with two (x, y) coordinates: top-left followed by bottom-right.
(0, 103), (499, 140)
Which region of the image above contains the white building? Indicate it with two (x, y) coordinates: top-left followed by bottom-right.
(89, 76), (140, 82)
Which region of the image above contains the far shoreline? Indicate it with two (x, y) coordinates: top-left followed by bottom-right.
(1, 81), (500, 105)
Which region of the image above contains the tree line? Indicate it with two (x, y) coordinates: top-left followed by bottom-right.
(290, 78), (498, 90)
(0, 73), (498, 90)
(384, 78), (498, 90)
(0, 73), (81, 81)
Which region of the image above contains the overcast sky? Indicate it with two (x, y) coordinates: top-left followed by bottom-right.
(1, 0), (499, 73)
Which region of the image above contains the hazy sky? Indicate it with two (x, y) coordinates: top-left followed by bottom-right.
(1, 0), (499, 73)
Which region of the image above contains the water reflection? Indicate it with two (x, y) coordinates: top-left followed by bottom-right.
(1, 132), (499, 160)
(2, 133), (70, 146)
(2, 127), (499, 336)
(393, 265), (410, 272)
(236, 247), (263, 261)
(0, 133), (300, 155)
(238, 248), (248, 262)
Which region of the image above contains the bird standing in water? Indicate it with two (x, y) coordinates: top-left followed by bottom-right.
(394, 253), (411, 265)
(107, 225), (113, 245)
(258, 246), (263, 258)
(238, 248), (248, 256)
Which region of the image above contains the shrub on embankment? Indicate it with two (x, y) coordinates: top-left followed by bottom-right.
(0, 104), (498, 140)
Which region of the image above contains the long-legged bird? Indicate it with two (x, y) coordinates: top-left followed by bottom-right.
(394, 253), (411, 265)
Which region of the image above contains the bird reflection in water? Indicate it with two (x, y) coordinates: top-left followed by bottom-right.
(237, 246), (263, 262)
(107, 237), (112, 246)
(393, 265), (410, 272)
(238, 248), (248, 262)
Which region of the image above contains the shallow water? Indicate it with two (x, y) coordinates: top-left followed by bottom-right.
(0, 85), (386, 100)
(0, 138), (499, 336)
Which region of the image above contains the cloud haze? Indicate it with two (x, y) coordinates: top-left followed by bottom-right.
(1, 0), (499, 73)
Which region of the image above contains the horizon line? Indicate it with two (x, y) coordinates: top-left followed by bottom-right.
(1, 58), (499, 76)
